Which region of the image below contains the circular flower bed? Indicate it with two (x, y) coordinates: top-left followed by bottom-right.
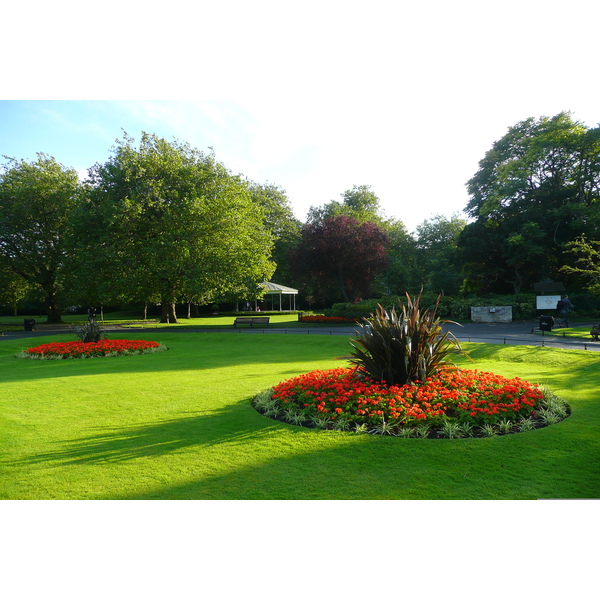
(18, 339), (167, 360)
(252, 367), (570, 438)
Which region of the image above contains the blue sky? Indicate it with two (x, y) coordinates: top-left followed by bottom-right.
(2, 1), (599, 232)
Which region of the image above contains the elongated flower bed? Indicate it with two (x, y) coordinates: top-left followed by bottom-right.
(300, 315), (358, 324)
(19, 339), (166, 360)
(253, 367), (570, 438)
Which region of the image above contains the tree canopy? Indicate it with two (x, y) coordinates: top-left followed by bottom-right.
(71, 133), (275, 322)
(459, 112), (600, 295)
(560, 235), (600, 295)
(0, 154), (82, 322)
(290, 215), (388, 304)
(2, 111), (598, 318)
(306, 185), (386, 225)
(415, 213), (467, 295)
(246, 181), (301, 285)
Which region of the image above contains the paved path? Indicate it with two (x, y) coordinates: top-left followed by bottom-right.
(2, 320), (599, 352)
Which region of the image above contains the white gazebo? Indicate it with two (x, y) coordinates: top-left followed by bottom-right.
(236, 282), (299, 312)
(259, 281), (298, 311)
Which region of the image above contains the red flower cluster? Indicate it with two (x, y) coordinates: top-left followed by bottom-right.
(271, 367), (544, 426)
(26, 339), (161, 359)
(300, 315), (358, 324)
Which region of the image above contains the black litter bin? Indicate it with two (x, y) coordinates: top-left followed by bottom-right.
(23, 319), (36, 331)
(539, 315), (554, 332)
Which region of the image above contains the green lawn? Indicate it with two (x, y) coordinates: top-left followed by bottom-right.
(1, 331), (599, 499)
(0, 311), (334, 333)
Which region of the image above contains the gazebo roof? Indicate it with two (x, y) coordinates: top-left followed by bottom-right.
(260, 281), (298, 295)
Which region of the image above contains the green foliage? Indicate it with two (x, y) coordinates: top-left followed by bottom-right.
(441, 420), (462, 439)
(414, 213), (467, 295)
(349, 291), (468, 386)
(306, 184), (386, 226)
(290, 215), (389, 304)
(460, 112), (600, 295)
(70, 133), (275, 323)
(246, 181), (301, 285)
(0, 154), (83, 323)
(325, 292), (548, 322)
(560, 236), (600, 295)
(0, 258), (32, 316)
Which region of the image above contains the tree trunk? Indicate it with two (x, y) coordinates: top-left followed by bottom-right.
(160, 301), (178, 323)
(338, 270), (350, 303)
(45, 288), (63, 324)
(510, 266), (523, 297)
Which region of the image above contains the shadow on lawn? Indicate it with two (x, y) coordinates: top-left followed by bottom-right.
(15, 405), (282, 466)
(0, 333), (350, 384)
(103, 423), (600, 500)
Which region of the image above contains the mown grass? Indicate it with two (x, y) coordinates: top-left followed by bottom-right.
(1, 331), (599, 499)
(0, 311), (331, 332)
(538, 323), (600, 342)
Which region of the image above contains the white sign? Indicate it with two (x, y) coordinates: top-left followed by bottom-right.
(536, 295), (561, 310)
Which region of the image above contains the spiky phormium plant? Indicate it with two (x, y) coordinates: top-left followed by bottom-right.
(349, 291), (468, 387)
(71, 321), (107, 344)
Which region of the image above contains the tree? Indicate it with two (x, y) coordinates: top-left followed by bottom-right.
(560, 235), (600, 294)
(71, 133), (275, 322)
(247, 182), (301, 285)
(373, 219), (420, 296)
(0, 154), (82, 323)
(0, 256), (33, 316)
(290, 215), (388, 304)
(306, 184), (386, 225)
(415, 213), (467, 295)
(459, 112), (600, 295)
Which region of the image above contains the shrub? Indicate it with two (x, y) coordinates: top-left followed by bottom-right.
(70, 321), (106, 343)
(348, 291), (468, 386)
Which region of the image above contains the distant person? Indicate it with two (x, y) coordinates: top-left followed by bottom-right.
(556, 295), (573, 326)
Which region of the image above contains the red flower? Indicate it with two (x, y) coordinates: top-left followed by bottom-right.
(270, 367), (544, 428)
(26, 339), (162, 359)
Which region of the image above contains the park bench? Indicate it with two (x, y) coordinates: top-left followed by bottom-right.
(590, 325), (600, 342)
(233, 316), (270, 328)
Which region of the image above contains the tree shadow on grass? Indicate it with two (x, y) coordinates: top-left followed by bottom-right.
(14, 405), (282, 466)
(0, 333), (350, 384)
(102, 424), (600, 500)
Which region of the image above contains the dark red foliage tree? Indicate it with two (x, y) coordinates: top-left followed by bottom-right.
(290, 215), (389, 304)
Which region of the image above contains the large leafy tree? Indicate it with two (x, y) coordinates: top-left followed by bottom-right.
(0, 154), (82, 323)
(71, 133), (275, 322)
(415, 213), (467, 295)
(307, 184), (385, 225)
(374, 218), (420, 296)
(307, 185), (420, 298)
(0, 256), (33, 316)
(459, 112), (600, 295)
(290, 215), (388, 304)
(560, 235), (600, 295)
(247, 182), (301, 285)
